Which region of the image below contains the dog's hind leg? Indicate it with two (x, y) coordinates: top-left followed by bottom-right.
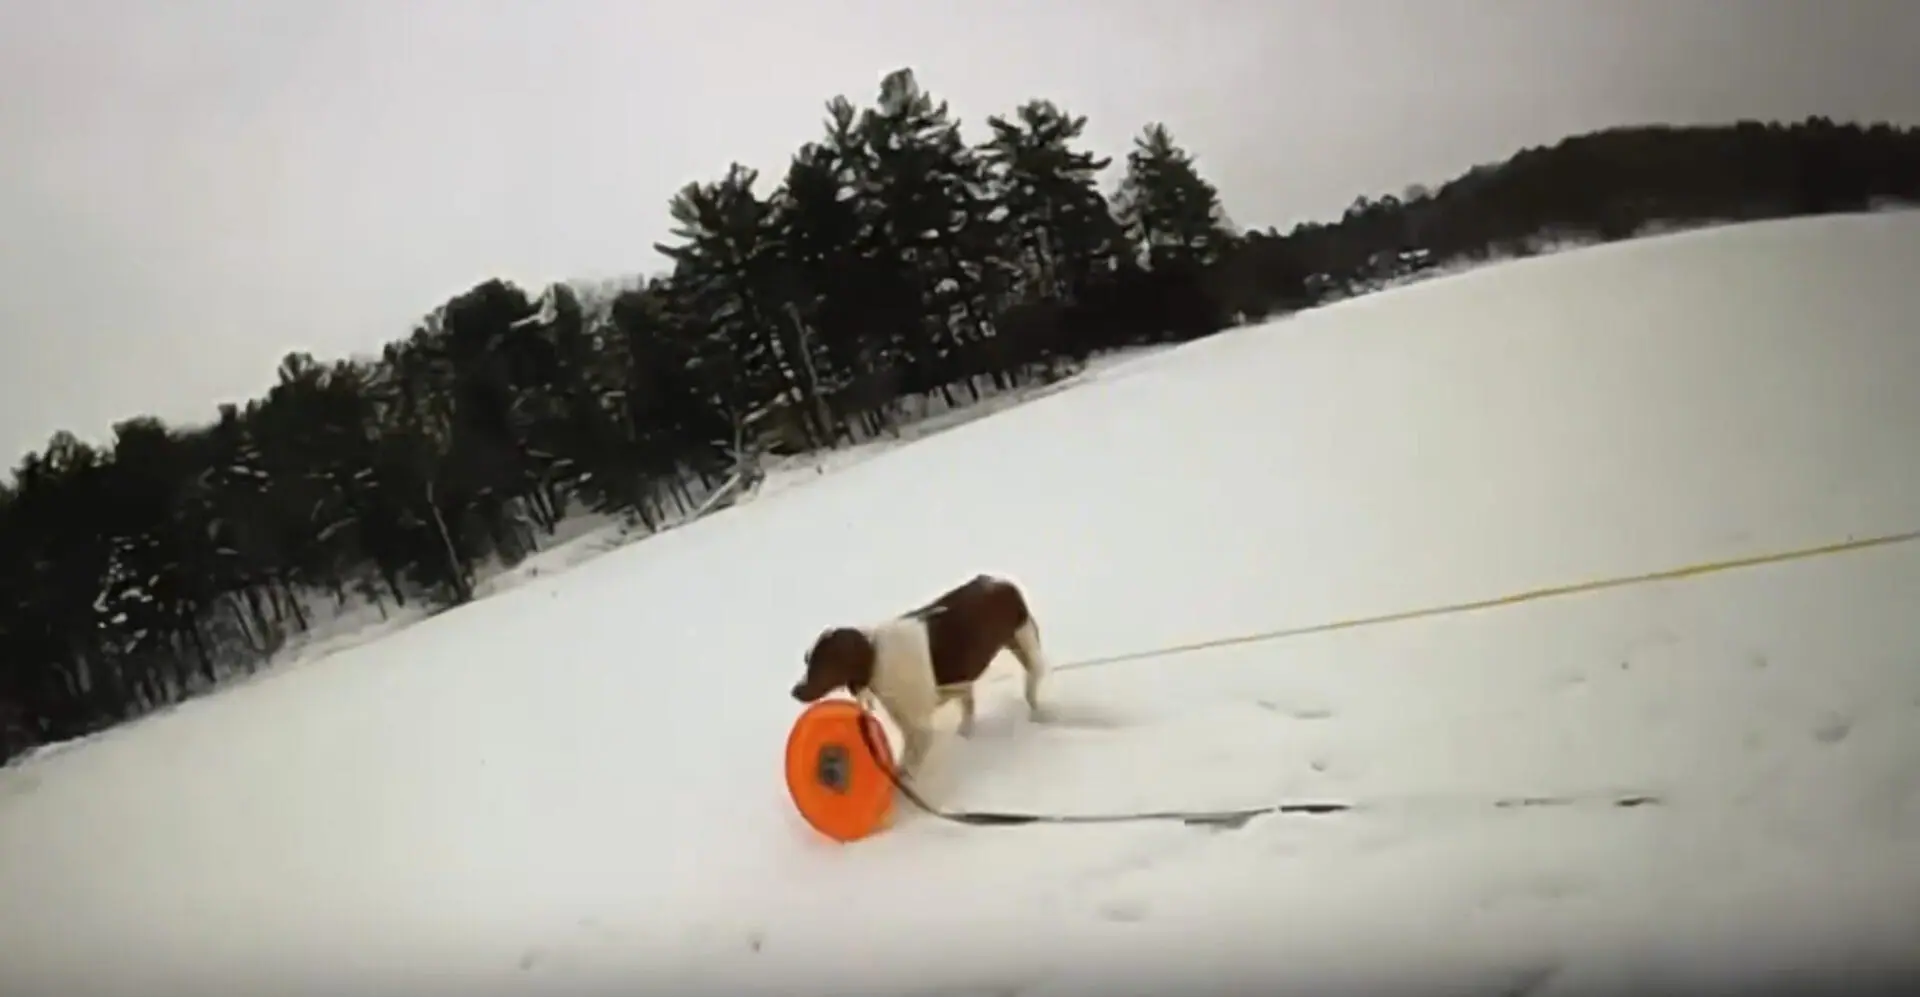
(936, 686), (978, 736)
(1006, 618), (1050, 720)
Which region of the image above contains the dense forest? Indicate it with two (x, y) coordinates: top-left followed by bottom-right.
(4, 67), (1918, 762)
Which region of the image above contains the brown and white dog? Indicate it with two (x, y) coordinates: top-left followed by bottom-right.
(789, 573), (1051, 781)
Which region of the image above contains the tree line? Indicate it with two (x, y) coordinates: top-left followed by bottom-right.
(4, 65), (1918, 761)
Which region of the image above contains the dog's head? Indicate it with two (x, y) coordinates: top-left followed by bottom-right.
(791, 626), (875, 703)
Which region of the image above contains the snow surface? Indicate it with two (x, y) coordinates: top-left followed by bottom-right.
(5, 212), (1920, 997)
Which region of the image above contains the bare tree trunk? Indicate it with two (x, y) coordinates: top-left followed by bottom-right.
(786, 303), (836, 445)
(424, 478), (472, 603)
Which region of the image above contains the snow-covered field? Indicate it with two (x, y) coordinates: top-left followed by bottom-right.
(5, 212), (1920, 997)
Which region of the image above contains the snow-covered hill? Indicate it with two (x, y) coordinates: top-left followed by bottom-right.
(4, 212), (1919, 997)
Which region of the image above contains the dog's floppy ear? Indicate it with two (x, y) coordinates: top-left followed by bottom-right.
(800, 627), (840, 683)
(804, 626), (875, 692)
(794, 626), (851, 701)
(803, 626), (836, 665)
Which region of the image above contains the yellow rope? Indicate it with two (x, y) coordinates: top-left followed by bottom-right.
(1054, 527), (1920, 674)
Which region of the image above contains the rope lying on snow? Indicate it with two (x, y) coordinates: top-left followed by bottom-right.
(856, 709), (1662, 830)
(853, 713), (1352, 830)
(858, 526), (1920, 830)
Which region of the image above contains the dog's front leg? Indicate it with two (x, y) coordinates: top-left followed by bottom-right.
(952, 687), (977, 737)
(896, 722), (933, 783)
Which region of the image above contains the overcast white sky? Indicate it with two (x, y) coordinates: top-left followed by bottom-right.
(3, 0), (1918, 464)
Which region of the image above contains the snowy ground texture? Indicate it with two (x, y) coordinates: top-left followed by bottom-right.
(5, 212), (1920, 997)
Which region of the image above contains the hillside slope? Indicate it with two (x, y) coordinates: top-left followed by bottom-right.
(3, 212), (1919, 997)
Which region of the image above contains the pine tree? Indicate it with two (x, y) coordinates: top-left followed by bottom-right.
(772, 138), (881, 440)
(1113, 123), (1234, 271)
(982, 99), (1132, 304)
(656, 163), (813, 461)
(767, 96), (942, 439)
(855, 68), (1007, 404)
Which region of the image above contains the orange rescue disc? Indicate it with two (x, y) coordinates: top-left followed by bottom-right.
(784, 698), (897, 843)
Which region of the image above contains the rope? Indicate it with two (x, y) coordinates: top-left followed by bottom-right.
(855, 525), (1920, 832)
(1054, 527), (1920, 673)
(853, 709), (1356, 829)
(855, 712), (1663, 830)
